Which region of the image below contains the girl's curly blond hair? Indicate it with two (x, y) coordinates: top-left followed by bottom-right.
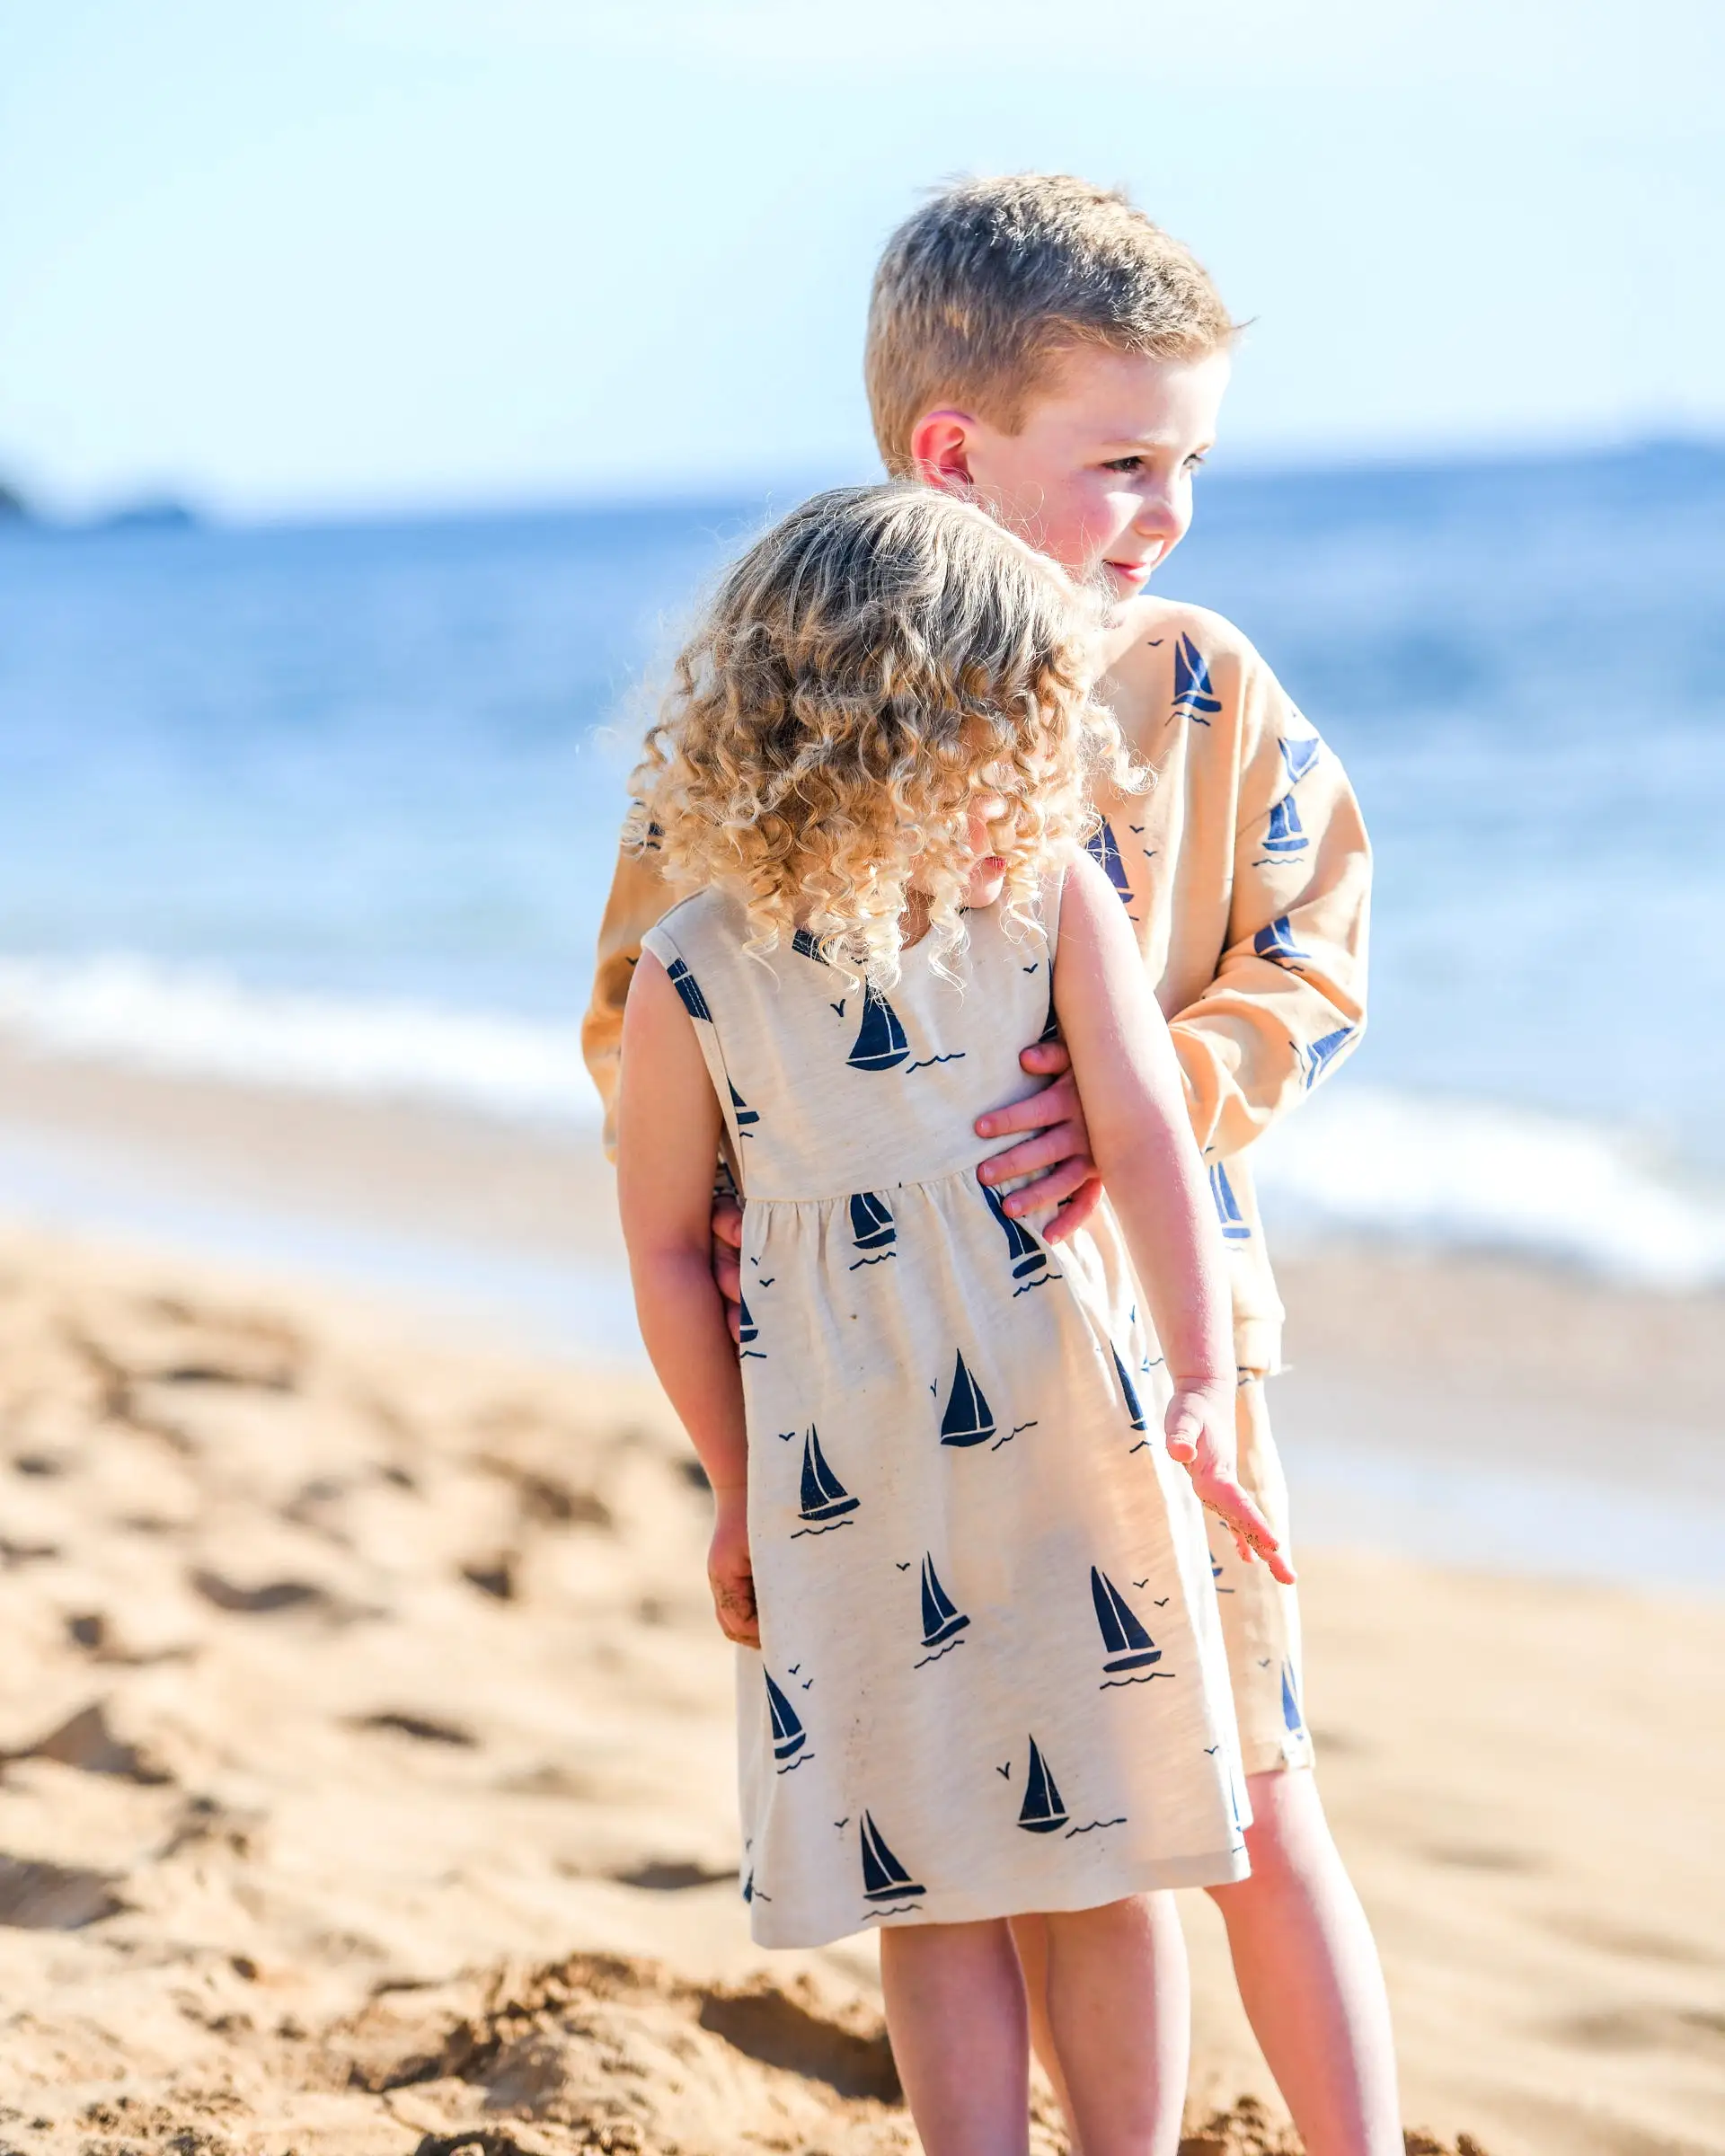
(631, 483), (1138, 987)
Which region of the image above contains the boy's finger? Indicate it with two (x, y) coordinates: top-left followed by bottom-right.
(712, 1201), (745, 1250)
(975, 1068), (1079, 1143)
(1042, 1176), (1104, 1242)
(1016, 1039), (1072, 1078)
(1002, 1152), (1094, 1215)
(712, 1246), (742, 1305)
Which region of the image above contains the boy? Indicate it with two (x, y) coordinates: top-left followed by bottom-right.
(585, 175), (1398, 2153)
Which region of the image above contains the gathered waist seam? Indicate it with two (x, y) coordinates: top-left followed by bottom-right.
(739, 1157), (1004, 1208)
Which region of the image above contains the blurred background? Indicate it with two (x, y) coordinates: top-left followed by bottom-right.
(2, 0), (1723, 1572)
(3, 12), (1725, 2150)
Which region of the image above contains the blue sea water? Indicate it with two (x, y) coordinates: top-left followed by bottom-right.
(1, 441), (1722, 1286)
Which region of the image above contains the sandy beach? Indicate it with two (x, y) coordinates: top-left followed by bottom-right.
(0, 1056), (1721, 2154)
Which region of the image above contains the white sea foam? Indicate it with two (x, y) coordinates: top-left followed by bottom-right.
(1254, 1082), (1725, 1290)
(1, 955), (1721, 1288)
(0, 955), (597, 1126)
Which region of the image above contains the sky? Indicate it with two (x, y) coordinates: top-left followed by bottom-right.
(1, 0), (1721, 518)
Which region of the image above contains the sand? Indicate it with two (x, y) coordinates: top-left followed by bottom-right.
(0, 1218), (1718, 2156)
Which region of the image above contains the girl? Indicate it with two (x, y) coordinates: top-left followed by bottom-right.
(616, 484), (1291, 2156)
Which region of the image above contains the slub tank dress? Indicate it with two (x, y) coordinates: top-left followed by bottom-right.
(641, 871), (1252, 1949)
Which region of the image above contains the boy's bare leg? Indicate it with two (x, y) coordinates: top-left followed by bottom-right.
(1207, 1768), (1401, 2156)
(1012, 1904), (1190, 2156)
(879, 1918), (1031, 2156)
(1033, 1895), (1189, 2156)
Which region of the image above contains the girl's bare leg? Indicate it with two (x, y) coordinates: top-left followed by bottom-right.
(1035, 1895), (1190, 2156)
(1206, 1768), (1401, 2156)
(879, 1918), (1031, 2156)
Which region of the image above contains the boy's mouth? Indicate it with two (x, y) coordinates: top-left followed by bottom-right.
(1104, 559), (1154, 591)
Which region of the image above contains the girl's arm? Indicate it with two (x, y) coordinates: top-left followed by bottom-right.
(1052, 851), (1295, 1585)
(616, 952), (759, 1643)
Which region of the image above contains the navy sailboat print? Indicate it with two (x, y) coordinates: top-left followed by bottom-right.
(1252, 915), (1312, 968)
(860, 1813), (925, 1903)
(738, 1295), (762, 1353)
(1090, 1568), (1163, 1675)
(1017, 1737), (1070, 1833)
(1111, 1345), (1147, 1432)
(1299, 1025), (1356, 1088)
(979, 1177), (1048, 1286)
(1279, 734), (1322, 785)
(1172, 632), (1223, 720)
(729, 1080), (759, 1133)
(848, 1189), (897, 1264)
(1085, 818), (1133, 903)
(1209, 1162), (1252, 1241)
(939, 1351), (996, 1447)
(764, 1670), (809, 1765)
(918, 1556), (970, 1649)
(1260, 793), (1309, 856)
(796, 1427), (859, 1524)
(665, 957), (713, 1021)
(1281, 1663), (1305, 1736)
(849, 985), (911, 1072)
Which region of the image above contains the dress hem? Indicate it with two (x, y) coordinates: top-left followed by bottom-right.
(745, 1842), (1253, 1950)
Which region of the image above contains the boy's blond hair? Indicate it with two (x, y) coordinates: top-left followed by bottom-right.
(630, 483), (1136, 990)
(866, 173), (1235, 475)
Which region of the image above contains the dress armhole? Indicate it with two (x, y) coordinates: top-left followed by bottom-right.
(640, 919), (747, 1189)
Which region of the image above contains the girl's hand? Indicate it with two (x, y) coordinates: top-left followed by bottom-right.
(708, 1489), (760, 1646)
(1164, 1382), (1297, 1587)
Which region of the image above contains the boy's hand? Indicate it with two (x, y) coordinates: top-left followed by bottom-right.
(974, 1041), (1103, 1242)
(712, 1197), (745, 1344)
(1164, 1382), (1297, 1587)
(708, 1489), (759, 1645)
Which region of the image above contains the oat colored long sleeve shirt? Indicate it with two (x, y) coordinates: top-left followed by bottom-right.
(581, 600), (1370, 1374)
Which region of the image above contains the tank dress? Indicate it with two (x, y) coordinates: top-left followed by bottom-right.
(641, 878), (1252, 1949)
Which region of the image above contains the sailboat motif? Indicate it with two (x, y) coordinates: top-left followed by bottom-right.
(665, 957), (713, 1021)
(1279, 734), (1322, 785)
(1090, 1568), (1163, 1674)
(849, 985), (911, 1072)
(764, 1670), (809, 1765)
(938, 1351), (996, 1447)
(729, 1080), (759, 1133)
(1209, 1162), (1252, 1241)
(918, 1555), (970, 1650)
(1038, 976), (1060, 1044)
(796, 1427), (859, 1524)
(1084, 817), (1134, 904)
(1211, 1552), (1235, 1595)
(848, 1189), (897, 1263)
(1281, 1663), (1305, 1736)
(979, 1178), (1049, 1286)
(1111, 1345), (1147, 1432)
(1017, 1737), (1070, 1833)
(1172, 632), (1223, 720)
(1252, 915), (1312, 968)
(1260, 793), (1309, 856)
(1299, 1025), (1356, 1089)
(860, 1812), (925, 1902)
(738, 1295), (762, 1353)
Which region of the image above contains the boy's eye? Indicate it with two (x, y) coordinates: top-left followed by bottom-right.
(1100, 455), (1144, 473)
(1184, 452), (1208, 472)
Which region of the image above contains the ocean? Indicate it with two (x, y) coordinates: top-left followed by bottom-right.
(2, 439), (1723, 1289)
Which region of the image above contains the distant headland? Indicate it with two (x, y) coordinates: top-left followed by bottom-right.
(0, 477), (200, 532)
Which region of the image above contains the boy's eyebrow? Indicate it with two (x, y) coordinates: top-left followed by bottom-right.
(1094, 431), (1216, 455)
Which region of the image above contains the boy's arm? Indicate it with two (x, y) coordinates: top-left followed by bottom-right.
(582, 835), (684, 1155)
(1171, 664), (1371, 1162)
(1052, 852), (1293, 1581)
(616, 952), (757, 1644)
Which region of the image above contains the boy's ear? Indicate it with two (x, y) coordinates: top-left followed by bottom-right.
(908, 409), (977, 492)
